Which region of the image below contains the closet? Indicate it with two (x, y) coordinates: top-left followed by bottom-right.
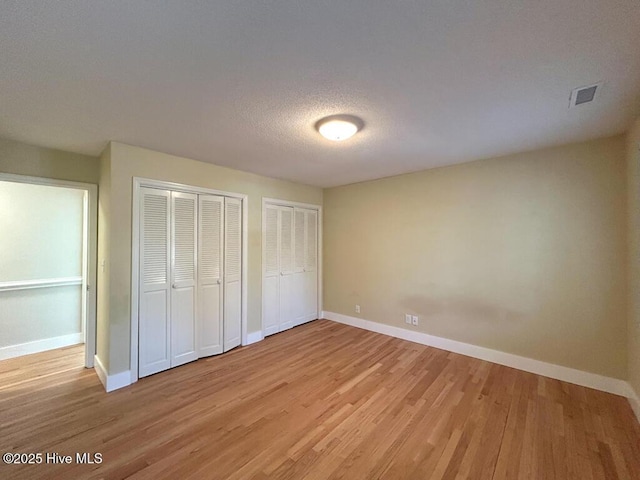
(263, 202), (319, 337)
(138, 187), (242, 378)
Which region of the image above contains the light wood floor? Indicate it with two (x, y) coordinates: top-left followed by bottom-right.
(1, 320), (639, 480)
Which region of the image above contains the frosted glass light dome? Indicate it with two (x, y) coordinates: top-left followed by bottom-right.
(315, 115), (363, 141)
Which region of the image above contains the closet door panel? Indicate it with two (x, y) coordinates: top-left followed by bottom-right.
(171, 287), (196, 365)
(139, 188), (171, 377)
(293, 208), (306, 326)
(263, 205), (280, 337)
(198, 195), (224, 357)
(170, 192), (198, 367)
(303, 209), (319, 321)
(279, 206), (295, 331)
(224, 197), (242, 351)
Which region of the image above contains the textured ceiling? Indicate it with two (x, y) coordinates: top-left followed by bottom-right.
(0, 1), (639, 187)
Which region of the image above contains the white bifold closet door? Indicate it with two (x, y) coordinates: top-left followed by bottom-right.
(170, 191), (198, 368)
(263, 204), (318, 337)
(223, 197), (242, 352)
(298, 208), (318, 325)
(198, 194), (224, 357)
(140, 187), (243, 378)
(139, 188), (171, 377)
(262, 205), (280, 337)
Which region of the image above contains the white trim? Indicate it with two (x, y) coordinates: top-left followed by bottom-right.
(262, 197), (322, 210)
(94, 355), (132, 392)
(261, 198), (323, 336)
(0, 173), (91, 190)
(625, 384), (640, 423)
(323, 311), (630, 398)
(0, 333), (83, 361)
(246, 331), (264, 345)
(0, 173), (97, 369)
(130, 177), (249, 384)
(0, 276), (82, 292)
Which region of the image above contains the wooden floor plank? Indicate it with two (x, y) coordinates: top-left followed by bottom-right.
(0, 320), (639, 480)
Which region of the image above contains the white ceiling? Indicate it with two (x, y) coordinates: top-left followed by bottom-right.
(1, 1), (639, 187)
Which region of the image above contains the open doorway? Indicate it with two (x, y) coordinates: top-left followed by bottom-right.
(0, 174), (97, 368)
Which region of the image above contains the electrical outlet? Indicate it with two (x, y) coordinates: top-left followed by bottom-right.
(412, 315), (418, 326)
(405, 314), (412, 324)
(355, 305), (360, 314)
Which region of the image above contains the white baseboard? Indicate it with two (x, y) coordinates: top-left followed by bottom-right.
(323, 311), (631, 399)
(0, 333), (83, 360)
(246, 330), (264, 345)
(626, 384), (640, 422)
(93, 355), (131, 393)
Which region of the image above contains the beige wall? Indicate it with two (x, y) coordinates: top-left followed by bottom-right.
(102, 142), (323, 374)
(324, 136), (628, 379)
(0, 181), (85, 348)
(627, 120), (640, 397)
(0, 137), (99, 184)
(96, 144), (112, 370)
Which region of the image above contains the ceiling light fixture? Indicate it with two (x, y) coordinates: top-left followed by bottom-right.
(315, 114), (363, 141)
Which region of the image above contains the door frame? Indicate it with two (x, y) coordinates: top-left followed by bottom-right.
(261, 198), (323, 335)
(0, 172), (98, 368)
(131, 177), (248, 384)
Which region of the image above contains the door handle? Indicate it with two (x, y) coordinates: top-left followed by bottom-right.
(172, 283), (177, 289)
(217, 279), (221, 285)
(280, 272), (284, 276)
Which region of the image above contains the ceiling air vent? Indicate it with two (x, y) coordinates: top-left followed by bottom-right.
(569, 83), (602, 108)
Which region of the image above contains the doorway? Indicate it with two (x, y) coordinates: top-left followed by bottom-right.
(0, 174), (97, 368)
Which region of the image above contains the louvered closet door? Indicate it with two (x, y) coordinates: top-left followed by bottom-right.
(139, 188), (171, 377)
(279, 206), (295, 331)
(170, 191), (198, 367)
(293, 208), (307, 326)
(263, 204), (280, 337)
(223, 197), (242, 352)
(198, 195), (224, 357)
(303, 209), (319, 322)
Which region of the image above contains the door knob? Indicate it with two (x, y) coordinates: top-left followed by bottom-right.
(280, 272), (284, 276)
(217, 279), (221, 284)
(172, 283), (177, 289)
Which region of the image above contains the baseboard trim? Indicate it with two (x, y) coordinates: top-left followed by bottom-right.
(246, 330), (264, 345)
(0, 333), (83, 360)
(626, 384), (640, 423)
(323, 311), (630, 398)
(93, 355), (132, 393)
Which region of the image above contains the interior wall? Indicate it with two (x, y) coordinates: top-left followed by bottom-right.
(324, 135), (628, 379)
(96, 144), (112, 371)
(0, 181), (85, 347)
(627, 119), (640, 398)
(103, 142), (323, 375)
(0, 137), (99, 184)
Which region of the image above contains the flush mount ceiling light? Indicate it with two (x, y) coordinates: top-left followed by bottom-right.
(315, 114), (364, 141)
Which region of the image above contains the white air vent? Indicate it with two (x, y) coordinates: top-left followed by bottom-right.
(569, 83), (602, 108)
